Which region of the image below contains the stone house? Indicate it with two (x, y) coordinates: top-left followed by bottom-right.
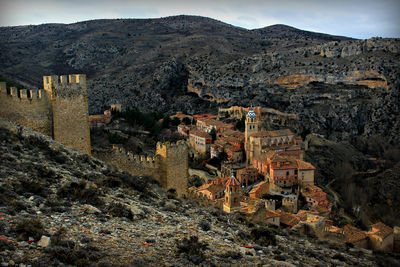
(236, 168), (259, 187)
(249, 181), (270, 198)
(246, 204), (280, 226)
(89, 109), (112, 127)
(189, 130), (212, 155)
(278, 210), (301, 229)
(342, 224), (369, 248)
(196, 117), (234, 134)
(177, 124), (191, 136)
(367, 222), (394, 252)
(301, 185), (331, 214)
(197, 183), (225, 200)
(253, 152), (315, 187)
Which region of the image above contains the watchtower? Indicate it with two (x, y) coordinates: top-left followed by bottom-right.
(156, 140), (188, 197)
(43, 74), (91, 154)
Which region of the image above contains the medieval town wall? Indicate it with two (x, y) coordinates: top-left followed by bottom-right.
(92, 141), (189, 197)
(0, 83), (52, 136)
(0, 75), (91, 155)
(92, 146), (160, 179)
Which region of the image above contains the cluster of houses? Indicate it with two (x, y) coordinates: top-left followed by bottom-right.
(177, 107), (397, 253)
(89, 106), (398, 253)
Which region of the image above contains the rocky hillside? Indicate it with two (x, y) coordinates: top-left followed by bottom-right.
(2, 118), (399, 266)
(1, 15), (399, 143)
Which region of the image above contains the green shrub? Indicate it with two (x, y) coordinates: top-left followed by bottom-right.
(250, 226), (277, 246)
(198, 219), (211, 231)
(15, 218), (46, 240)
(176, 236), (208, 264)
(167, 188), (178, 199)
(108, 133), (126, 144)
(106, 202), (133, 220)
(57, 181), (103, 205)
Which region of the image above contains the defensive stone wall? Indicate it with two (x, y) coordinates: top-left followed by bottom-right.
(93, 140), (189, 197)
(93, 146), (160, 179)
(0, 74), (91, 154)
(0, 83), (52, 136)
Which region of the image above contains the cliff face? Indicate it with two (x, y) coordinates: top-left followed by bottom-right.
(0, 16), (399, 143)
(188, 38), (400, 143)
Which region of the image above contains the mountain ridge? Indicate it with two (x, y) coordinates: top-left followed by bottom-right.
(0, 15), (399, 144)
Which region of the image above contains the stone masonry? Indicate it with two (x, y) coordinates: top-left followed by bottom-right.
(93, 141), (189, 197)
(0, 74), (91, 154)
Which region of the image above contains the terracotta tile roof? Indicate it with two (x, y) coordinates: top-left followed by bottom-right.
(278, 210), (300, 227)
(343, 224), (367, 243)
(271, 157), (297, 170)
(369, 222), (393, 239)
(197, 182), (212, 191)
(296, 160), (316, 170)
(265, 150), (277, 159)
(265, 208), (280, 219)
(313, 205), (329, 214)
(190, 130), (211, 139)
(327, 226), (342, 233)
(251, 129), (294, 138)
(199, 184), (224, 195)
(285, 145), (302, 151)
(226, 176), (241, 186)
(296, 210), (318, 221)
(265, 129), (294, 137)
(193, 114), (217, 119)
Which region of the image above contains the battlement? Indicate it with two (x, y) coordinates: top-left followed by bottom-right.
(156, 140), (188, 151)
(0, 74), (91, 155)
(265, 199), (276, 210)
(111, 145), (157, 168)
(43, 74), (86, 89)
(43, 74), (87, 99)
(283, 196), (297, 204)
(2, 86), (44, 101)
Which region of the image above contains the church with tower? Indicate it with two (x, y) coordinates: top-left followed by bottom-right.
(223, 171), (242, 213)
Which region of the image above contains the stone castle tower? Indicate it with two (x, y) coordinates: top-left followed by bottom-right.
(43, 74), (91, 154)
(223, 171), (242, 213)
(156, 141), (188, 197)
(92, 140), (189, 197)
(245, 108), (258, 164)
(0, 74), (91, 154)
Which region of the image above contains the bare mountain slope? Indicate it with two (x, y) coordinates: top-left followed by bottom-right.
(1, 15), (399, 143)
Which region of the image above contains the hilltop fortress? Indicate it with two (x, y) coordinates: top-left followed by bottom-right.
(0, 74), (91, 154)
(0, 74), (189, 196)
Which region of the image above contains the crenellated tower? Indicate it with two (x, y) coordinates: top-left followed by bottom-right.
(156, 140), (189, 197)
(43, 74), (91, 154)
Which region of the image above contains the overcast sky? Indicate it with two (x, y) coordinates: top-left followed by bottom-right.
(0, 0), (399, 39)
